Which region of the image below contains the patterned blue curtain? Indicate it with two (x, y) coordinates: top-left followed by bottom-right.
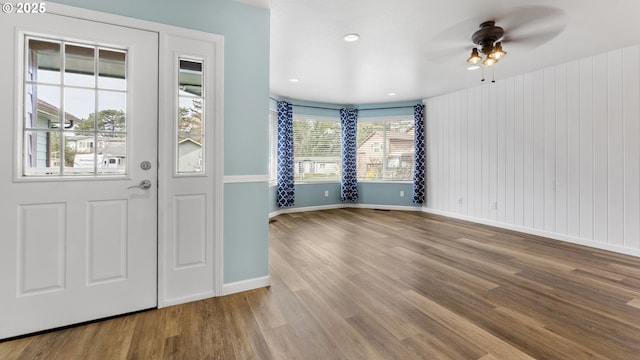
(276, 101), (295, 207)
(340, 108), (358, 202)
(413, 104), (425, 204)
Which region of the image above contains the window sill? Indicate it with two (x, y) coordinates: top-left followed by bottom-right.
(358, 180), (413, 184)
(294, 180), (340, 185)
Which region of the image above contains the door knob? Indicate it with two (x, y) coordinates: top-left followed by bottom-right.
(128, 180), (152, 190)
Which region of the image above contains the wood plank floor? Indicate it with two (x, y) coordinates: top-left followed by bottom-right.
(2, 208), (640, 359)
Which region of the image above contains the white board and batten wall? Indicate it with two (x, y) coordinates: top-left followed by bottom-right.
(425, 45), (640, 257)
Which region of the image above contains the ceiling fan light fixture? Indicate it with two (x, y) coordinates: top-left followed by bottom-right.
(467, 21), (507, 72)
(483, 56), (497, 67)
(489, 42), (506, 60)
(467, 48), (482, 65)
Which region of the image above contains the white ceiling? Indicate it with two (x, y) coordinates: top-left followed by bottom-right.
(269, 0), (640, 105)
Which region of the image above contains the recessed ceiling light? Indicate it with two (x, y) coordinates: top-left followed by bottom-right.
(288, 78), (300, 83)
(467, 65), (480, 71)
(387, 92), (396, 96)
(343, 33), (360, 42)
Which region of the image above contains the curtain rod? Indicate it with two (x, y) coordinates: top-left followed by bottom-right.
(269, 97), (420, 111)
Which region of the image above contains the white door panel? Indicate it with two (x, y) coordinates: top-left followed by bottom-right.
(0, 12), (158, 339)
(158, 33), (218, 306)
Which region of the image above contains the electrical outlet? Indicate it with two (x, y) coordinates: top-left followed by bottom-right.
(491, 201), (498, 210)
(400, 190), (405, 197)
(324, 190), (329, 197)
(458, 196), (463, 205)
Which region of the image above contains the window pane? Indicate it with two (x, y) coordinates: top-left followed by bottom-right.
(178, 135), (203, 173)
(357, 119), (414, 181)
(25, 85), (60, 129)
(178, 97), (202, 134)
(65, 132), (95, 175)
(293, 118), (341, 182)
(96, 133), (126, 175)
(98, 49), (126, 90)
(27, 39), (61, 85)
(66, 132), (94, 155)
(23, 131), (61, 176)
(65, 44), (95, 88)
(179, 60), (203, 96)
(97, 91), (126, 132)
(384, 120), (414, 181)
(357, 122), (384, 180)
(65, 88), (95, 129)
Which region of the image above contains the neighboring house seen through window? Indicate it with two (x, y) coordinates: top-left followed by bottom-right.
(357, 117), (414, 181)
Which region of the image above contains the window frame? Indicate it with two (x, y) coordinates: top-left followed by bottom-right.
(356, 115), (415, 183)
(18, 34), (130, 180)
(292, 114), (341, 184)
(175, 56), (206, 176)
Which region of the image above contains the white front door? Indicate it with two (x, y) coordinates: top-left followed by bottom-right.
(0, 12), (158, 339)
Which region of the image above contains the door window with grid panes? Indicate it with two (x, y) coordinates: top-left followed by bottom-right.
(23, 37), (128, 176)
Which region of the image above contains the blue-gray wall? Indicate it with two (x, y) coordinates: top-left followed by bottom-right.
(269, 182), (420, 213)
(269, 98), (422, 214)
(51, 0), (271, 284)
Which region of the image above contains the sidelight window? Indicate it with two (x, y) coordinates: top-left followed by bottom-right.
(176, 58), (205, 174)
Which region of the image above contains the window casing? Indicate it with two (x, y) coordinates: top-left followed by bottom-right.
(356, 116), (414, 181)
(293, 116), (341, 182)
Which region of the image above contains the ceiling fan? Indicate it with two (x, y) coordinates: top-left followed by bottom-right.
(426, 5), (568, 68)
(466, 21), (507, 68)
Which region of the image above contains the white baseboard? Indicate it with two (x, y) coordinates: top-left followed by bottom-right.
(270, 204), (345, 218)
(422, 207), (640, 258)
(350, 203), (422, 212)
(270, 203), (421, 218)
(158, 290), (216, 308)
(221, 276), (271, 296)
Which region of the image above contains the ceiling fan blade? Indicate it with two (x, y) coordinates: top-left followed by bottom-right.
(502, 28), (565, 49)
(495, 5), (567, 32)
(428, 17), (483, 46)
(495, 5), (567, 41)
(424, 16), (487, 64)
